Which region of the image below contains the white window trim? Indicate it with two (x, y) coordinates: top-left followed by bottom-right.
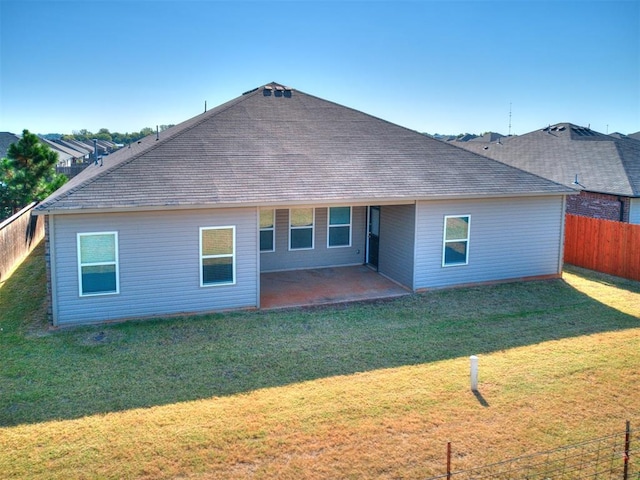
(259, 209), (275, 253)
(199, 226), (236, 287)
(289, 208), (315, 251)
(327, 206), (352, 248)
(442, 215), (471, 267)
(77, 231), (119, 297)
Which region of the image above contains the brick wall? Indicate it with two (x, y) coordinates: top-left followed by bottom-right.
(566, 191), (629, 222)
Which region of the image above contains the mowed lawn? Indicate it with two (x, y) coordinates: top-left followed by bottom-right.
(0, 244), (639, 479)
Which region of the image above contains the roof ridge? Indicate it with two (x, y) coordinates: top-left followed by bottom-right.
(36, 82), (574, 213)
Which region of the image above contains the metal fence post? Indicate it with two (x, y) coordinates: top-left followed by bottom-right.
(447, 441), (452, 480)
(623, 420), (630, 480)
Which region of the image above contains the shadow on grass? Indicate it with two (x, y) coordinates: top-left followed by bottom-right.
(1, 247), (638, 427)
(564, 263), (640, 293)
(472, 390), (490, 408)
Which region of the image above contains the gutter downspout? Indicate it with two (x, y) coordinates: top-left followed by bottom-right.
(618, 196), (625, 222)
(559, 195), (567, 275)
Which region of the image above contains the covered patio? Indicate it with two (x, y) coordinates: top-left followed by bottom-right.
(260, 265), (410, 310)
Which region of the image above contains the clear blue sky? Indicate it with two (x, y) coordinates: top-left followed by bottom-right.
(1, 0), (638, 136)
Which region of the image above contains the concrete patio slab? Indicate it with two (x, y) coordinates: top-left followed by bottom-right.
(260, 265), (410, 310)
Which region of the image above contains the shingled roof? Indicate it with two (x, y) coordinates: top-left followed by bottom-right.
(36, 83), (572, 213)
(458, 123), (640, 197)
(0, 131), (20, 160)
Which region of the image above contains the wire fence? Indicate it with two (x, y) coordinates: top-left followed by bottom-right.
(427, 421), (636, 480)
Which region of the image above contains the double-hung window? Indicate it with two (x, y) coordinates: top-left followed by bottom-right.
(200, 226), (235, 286)
(442, 215), (470, 266)
(289, 208), (314, 250)
(77, 232), (119, 296)
(260, 209), (275, 252)
(328, 206), (351, 248)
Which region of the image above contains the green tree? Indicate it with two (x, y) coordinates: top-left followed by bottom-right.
(67, 129), (91, 141)
(95, 128), (112, 142)
(0, 129), (67, 220)
(139, 127), (154, 137)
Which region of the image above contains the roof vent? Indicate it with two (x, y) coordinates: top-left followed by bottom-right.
(571, 127), (595, 137)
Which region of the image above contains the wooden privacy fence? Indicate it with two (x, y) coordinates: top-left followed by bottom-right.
(56, 163), (90, 179)
(0, 202), (44, 284)
(564, 214), (640, 282)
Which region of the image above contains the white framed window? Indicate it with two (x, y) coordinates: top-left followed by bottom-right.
(289, 208), (314, 250)
(200, 226), (235, 286)
(77, 232), (119, 296)
(442, 215), (470, 266)
(260, 209), (275, 252)
(327, 206), (351, 248)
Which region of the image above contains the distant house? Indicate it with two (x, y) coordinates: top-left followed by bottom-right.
(448, 133), (479, 142)
(54, 139), (92, 162)
(34, 82), (574, 327)
(457, 123), (640, 224)
(98, 139), (118, 153)
(39, 137), (85, 166)
(467, 132), (506, 144)
(0, 132), (20, 159)
(77, 139), (117, 156)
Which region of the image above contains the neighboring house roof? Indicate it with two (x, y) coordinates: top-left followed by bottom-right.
(78, 140), (116, 154)
(0, 131), (20, 159)
(78, 140), (105, 154)
(609, 132), (628, 139)
(432, 134), (457, 142)
(448, 133), (478, 142)
(468, 132), (506, 143)
(55, 139), (92, 157)
(40, 137), (85, 162)
(629, 131), (640, 141)
(39, 138), (73, 164)
(96, 140), (113, 153)
(457, 123), (640, 197)
(36, 83), (573, 214)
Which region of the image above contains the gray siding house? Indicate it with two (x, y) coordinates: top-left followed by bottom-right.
(457, 123), (640, 224)
(35, 83), (574, 326)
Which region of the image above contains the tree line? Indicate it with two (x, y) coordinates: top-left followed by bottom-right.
(1, 125), (177, 221)
(63, 125), (174, 145)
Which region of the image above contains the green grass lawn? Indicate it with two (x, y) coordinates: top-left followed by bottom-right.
(1, 243), (639, 479)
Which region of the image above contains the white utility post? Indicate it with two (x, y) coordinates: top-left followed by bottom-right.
(470, 355), (479, 391)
